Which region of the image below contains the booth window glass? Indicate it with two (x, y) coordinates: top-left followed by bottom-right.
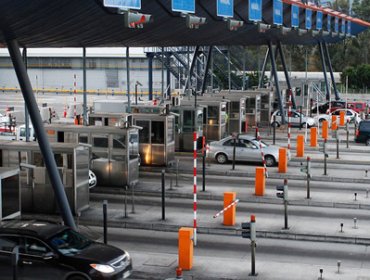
(2, 174), (20, 218)
(136, 120), (149, 143)
(93, 136), (108, 148)
(129, 132), (139, 159)
(168, 119), (174, 142)
(151, 121), (164, 144)
(113, 135), (126, 149)
(79, 134), (88, 144)
(208, 106), (219, 124)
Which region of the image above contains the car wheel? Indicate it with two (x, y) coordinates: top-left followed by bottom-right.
(67, 275), (89, 280)
(300, 122), (307, 128)
(265, 155), (276, 167)
(271, 121), (280, 128)
(366, 139), (370, 146)
(216, 153), (228, 164)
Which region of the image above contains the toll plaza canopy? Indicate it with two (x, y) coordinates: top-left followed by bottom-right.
(0, 0), (369, 48)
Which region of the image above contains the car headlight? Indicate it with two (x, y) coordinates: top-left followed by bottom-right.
(90, 264), (115, 274)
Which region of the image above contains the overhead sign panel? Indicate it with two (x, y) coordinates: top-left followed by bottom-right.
(334, 17), (339, 33)
(316, 11), (322, 30)
(305, 9), (312, 29)
(172, 0), (195, 13)
(327, 14), (331, 32)
(249, 0), (262, 22)
(103, 0), (141, 10)
(273, 0), (283, 25)
(291, 5), (299, 28)
(347, 21), (351, 35)
(341, 19), (346, 34)
(217, 0), (234, 17)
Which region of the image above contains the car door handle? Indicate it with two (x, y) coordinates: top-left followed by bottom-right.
(22, 261), (33, 265)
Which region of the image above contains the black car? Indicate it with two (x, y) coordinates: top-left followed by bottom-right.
(311, 100), (346, 114)
(0, 220), (132, 280)
(355, 120), (370, 145)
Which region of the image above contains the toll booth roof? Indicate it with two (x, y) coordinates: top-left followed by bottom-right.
(0, 167), (19, 179)
(0, 1), (368, 47)
(45, 124), (136, 133)
(0, 141), (87, 152)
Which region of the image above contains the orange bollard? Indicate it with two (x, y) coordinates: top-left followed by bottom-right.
(296, 135), (304, 157)
(331, 115), (338, 130)
(255, 167), (265, 196)
(223, 192), (236, 226)
(178, 227), (193, 270)
(278, 147), (287, 173)
(310, 127), (318, 147)
(322, 120), (328, 140)
(340, 111), (345, 126)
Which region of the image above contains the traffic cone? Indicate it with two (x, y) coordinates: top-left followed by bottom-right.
(74, 116), (79, 125)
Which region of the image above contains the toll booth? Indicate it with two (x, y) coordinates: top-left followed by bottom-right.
(88, 111), (176, 166)
(45, 124), (140, 187)
(0, 168), (20, 221)
(0, 141), (90, 215)
(171, 102), (206, 151)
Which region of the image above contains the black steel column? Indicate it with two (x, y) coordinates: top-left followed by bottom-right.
(318, 42), (330, 101)
(148, 53), (153, 100)
(83, 47), (87, 125)
(22, 48), (30, 142)
(126, 47), (131, 112)
(166, 53), (171, 98)
(323, 42), (340, 100)
(258, 48), (270, 88)
(201, 46), (213, 95)
(268, 42), (286, 124)
(277, 41), (297, 109)
(7, 39), (76, 230)
(185, 46), (200, 91)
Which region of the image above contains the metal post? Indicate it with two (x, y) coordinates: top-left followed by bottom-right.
(202, 136), (206, 192)
(201, 46), (213, 95)
(307, 157), (311, 199)
(346, 121), (349, 148)
(185, 46), (200, 92)
(268, 42), (286, 124)
(299, 106), (302, 130)
(273, 115), (276, 145)
(277, 41), (296, 109)
(336, 137), (340, 159)
(242, 48), (246, 90)
(103, 200), (108, 244)
(323, 42), (340, 100)
(323, 139), (327, 175)
(258, 48), (270, 88)
(131, 184), (135, 214)
(162, 169), (165, 220)
(284, 179), (288, 229)
(83, 47), (87, 126)
(228, 46), (231, 93)
(167, 53), (171, 99)
(126, 47), (131, 112)
(318, 42), (330, 101)
(232, 137), (236, 170)
(175, 159), (179, 187)
(161, 47), (164, 101)
(251, 241), (256, 276)
(7, 39), (76, 230)
(22, 48), (30, 142)
(124, 185), (128, 218)
(148, 53), (153, 100)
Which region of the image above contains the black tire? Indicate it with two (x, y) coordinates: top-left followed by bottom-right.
(265, 155), (276, 167)
(67, 276), (88, 280)
(271, 121), (280, 128)
(366, 138), (370, 146)
(216, 153), (228, 164)
(300, 122), (307, 128)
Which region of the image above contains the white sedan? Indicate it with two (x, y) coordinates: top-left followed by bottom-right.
(314, 108), (362, 125)
(271, 110), (316, 128)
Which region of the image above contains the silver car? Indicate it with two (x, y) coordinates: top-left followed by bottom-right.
(207, 134), (280, 166)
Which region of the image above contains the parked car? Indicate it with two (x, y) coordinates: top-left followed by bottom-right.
(207, 134), (280, 166)
(311, 100), (346, 114)
(314, 109), (362, 125)
(346, 101), (367, 114)
(355, 120), (370, 145)
(89, 170), (97, 189)
(271, 110), (315, 128)
(0, 220), (132, 280)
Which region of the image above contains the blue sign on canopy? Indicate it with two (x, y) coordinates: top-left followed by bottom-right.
(316, 11), (322, 30)
(334, 17), (339, 33)
(103, 0), (141, 10)
(327, 14), (331, 31)
(347, 21), (351, 35)
(172, 0), (195, 13)
(273, 0), (283, 25)
(249, 0), (262, 22)
(217, 0), (234, 17)
(341, 19), (346, 33)
(305, 9), (312, 29)
(291, 5), (299, 28)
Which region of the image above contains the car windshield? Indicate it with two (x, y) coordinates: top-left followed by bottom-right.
(49, 229), (93, 256)
(251, 139), (267, 148)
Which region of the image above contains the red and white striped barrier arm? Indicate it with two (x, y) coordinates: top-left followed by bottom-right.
(193, 131), (198, 246)
(256, 127), (268, 178)
(213, 199), (239, 218)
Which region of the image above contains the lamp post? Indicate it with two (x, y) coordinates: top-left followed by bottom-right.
(135, 81), (142, 105)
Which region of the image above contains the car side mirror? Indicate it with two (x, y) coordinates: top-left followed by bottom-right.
(43, 252), (57, 260)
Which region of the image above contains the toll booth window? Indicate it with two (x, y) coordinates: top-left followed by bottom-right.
(33, 152), (44, 166)
(54, 154), (63, 167)
(183, 110), (193, 132)
(113, 136), (126, 149)
(208, 106), (219, 125)
(151, 121), (164, 144)
(136, 120), (149, 143)
(2, 174), (20, 218)
(93, 137), (108, 148)
(168, 118), (174, 142)
(79, 135), (88, 144)
(256, 99), (261, 113)
(231, 101), (239, 112)
(129, 132), (139, 159)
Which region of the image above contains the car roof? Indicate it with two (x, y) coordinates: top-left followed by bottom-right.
(0, 220), (69, 239)
(221, 134), (256, 141)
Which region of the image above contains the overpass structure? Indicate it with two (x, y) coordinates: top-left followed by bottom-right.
(0, 0), (368, 229)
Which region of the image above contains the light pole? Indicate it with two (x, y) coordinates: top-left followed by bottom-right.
(135, 81), (142, 105)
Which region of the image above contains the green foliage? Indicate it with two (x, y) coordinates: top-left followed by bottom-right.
(341, 64), (370, 90)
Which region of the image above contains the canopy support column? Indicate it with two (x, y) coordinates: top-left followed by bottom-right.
(258, 48), (270, 88)
(148, 53), (154, 101)
(323, 42), (340, 100)
(201, 46), (213, 95)
(126, 47), (131, 112)
(167, 52), (171, 98)
(83, 47), (87, 125)
(185, 46), (200, 92)
(7, 38), (76, 230)
(22, 48), (30, 142)
(318, 41), (330, 101)
(268, 41), (286, 124)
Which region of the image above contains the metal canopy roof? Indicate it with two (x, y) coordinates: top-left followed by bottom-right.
(0, 0), (368, 48)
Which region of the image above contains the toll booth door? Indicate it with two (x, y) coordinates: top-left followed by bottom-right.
(1, 172), (20, 220)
